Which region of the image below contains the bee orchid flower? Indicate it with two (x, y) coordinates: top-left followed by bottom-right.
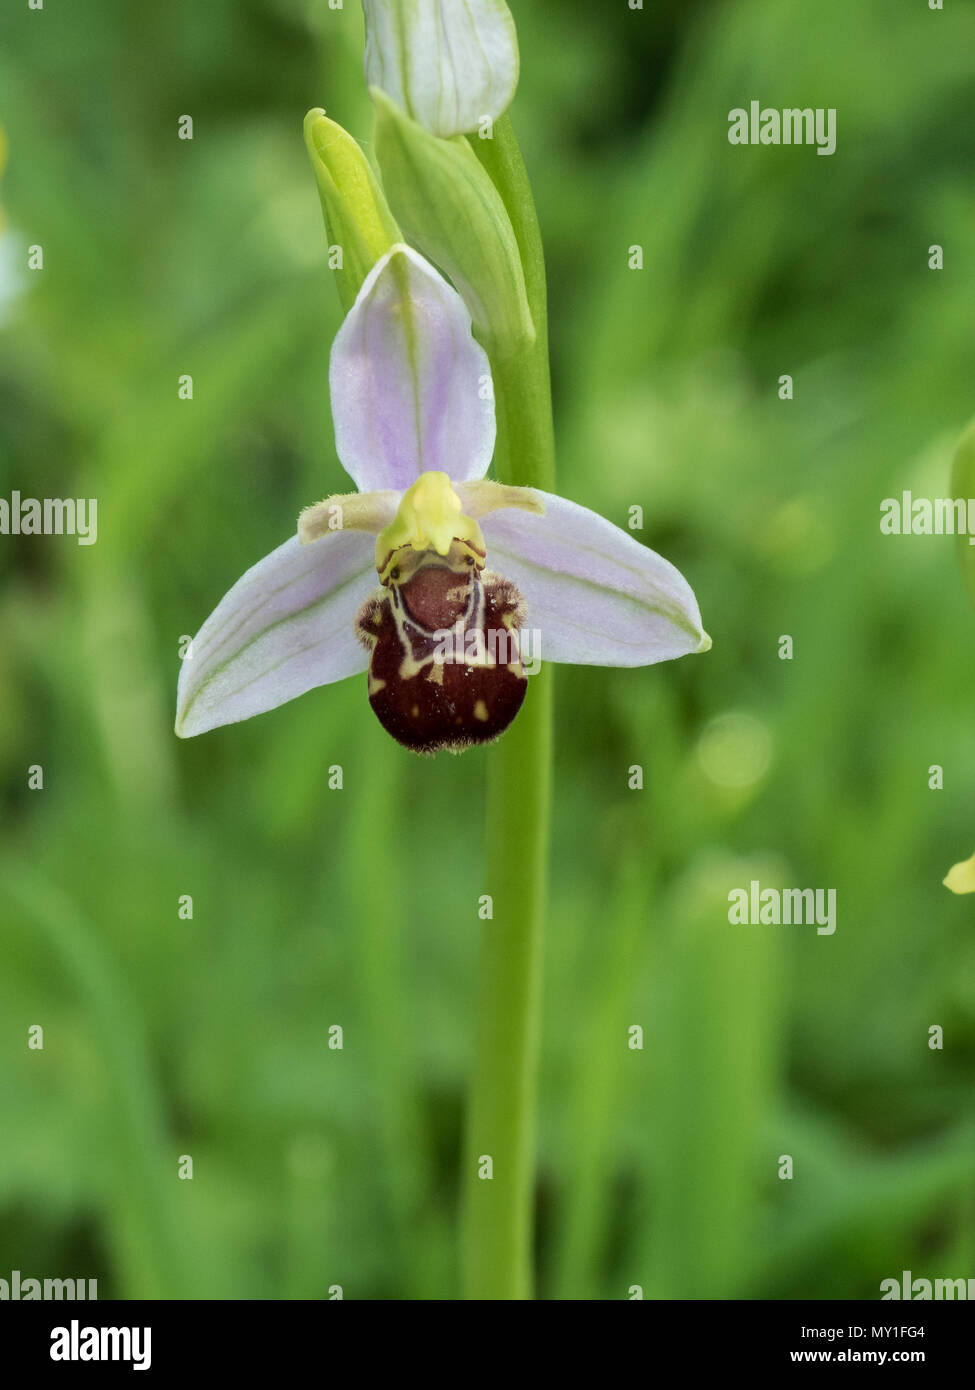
(175, 244), (710, 753)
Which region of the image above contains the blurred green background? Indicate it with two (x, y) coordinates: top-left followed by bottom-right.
(2, 0), (974, 1300)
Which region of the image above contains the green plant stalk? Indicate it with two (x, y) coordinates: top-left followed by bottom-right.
(473, 116), (556, 493)
(462, 117), (555, 1300)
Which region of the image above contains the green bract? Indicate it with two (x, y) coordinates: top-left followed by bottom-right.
(372, 89), (534, 350)
(303, 108), (401, 311)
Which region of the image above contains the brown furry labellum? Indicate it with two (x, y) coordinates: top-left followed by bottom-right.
(355, 543), (528, 755)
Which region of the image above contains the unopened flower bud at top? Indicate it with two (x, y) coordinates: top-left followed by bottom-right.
(362, 0), (519, 139)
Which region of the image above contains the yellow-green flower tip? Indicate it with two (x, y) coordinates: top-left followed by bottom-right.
(944, 850), (975, 894)
(303, 108), (401, 310)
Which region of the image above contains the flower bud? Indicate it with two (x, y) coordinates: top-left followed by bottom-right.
(362, 0), (519, 139)
(303, 108), (401, 311)
(372, 90), (534, 349)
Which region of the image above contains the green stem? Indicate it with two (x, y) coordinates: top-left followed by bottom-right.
(461, 117), (555, 1300)
(473, 116), (556, 492)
